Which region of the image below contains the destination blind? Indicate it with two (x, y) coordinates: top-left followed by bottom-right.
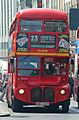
(30, 35), (56, 48)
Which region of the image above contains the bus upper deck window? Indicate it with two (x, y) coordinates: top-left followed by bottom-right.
(20, 20), (42, 32)
(44, 21), (66, 32)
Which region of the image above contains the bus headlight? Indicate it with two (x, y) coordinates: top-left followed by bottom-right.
(19, 89), (24, 94)
(60, 89), (66, 95)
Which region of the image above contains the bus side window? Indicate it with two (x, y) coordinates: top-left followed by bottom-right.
(10, 58), (16, 73)
(14, 58), (16, 73)
(9, 19), (18, 35)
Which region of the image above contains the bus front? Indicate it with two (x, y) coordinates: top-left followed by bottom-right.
(8, 9), (70, 113)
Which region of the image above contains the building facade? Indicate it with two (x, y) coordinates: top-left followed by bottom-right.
(19, 0), (64, 10)
(64, 0), (78, 53)
(0, 0), (17, 59)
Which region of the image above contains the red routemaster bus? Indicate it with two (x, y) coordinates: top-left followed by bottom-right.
(7, 8), (70, 112)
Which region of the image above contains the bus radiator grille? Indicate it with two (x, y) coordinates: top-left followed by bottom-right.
(31, 87), (54, 102)
(31, 87), (42, 102)
(43, 87), (54, 102)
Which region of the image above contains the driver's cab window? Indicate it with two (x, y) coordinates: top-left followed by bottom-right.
(44, 58), (60, 75)
(44, 58), (66, 76)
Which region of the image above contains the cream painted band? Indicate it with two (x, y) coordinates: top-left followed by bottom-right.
(9, 51), (69, 57)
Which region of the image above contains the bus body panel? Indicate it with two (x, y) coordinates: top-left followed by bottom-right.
(15, 8), (67, 20)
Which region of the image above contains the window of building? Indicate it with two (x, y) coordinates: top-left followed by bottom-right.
(1, 42), (3, 49)
(46, 0), (49, 8)
(20, 0), (26, 9)
(26, 0), (32, 8)
(1, 42), (8, 50)
(37, 0), (42, 8)
(4, 42), (7, 50)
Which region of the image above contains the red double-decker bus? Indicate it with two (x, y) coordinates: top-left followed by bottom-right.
(7, 8), (70, 112)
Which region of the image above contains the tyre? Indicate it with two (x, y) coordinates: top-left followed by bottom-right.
(62, 104), (69, 113)
(62, 99), (70, 113)
(48, 104), (59, 112)
(12, 96), (23, 112)
(77, 87), (79, 108)
(78, 102), (79, 108)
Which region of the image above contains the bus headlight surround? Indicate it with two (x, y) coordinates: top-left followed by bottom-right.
(60, 89), (66, 95)
(19, 89), (24, 94)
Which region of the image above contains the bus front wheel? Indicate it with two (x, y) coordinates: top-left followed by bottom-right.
(77, 87), (79, 108)
(78, 102), (79, 108)
(12, 96), (23, 112)
(62, 99), (70, 113)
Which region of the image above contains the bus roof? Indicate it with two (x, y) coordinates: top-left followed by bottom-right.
(15, 8), (67, 20)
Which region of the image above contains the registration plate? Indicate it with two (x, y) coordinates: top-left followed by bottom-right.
(36, 102), (49, 107)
